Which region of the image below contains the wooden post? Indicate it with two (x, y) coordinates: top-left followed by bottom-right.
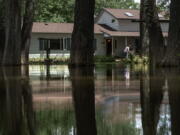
(125, 37), (128, 46)
(112, 37), (114, 56)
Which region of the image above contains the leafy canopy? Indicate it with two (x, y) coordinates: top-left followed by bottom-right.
(34, 0), (139, 23)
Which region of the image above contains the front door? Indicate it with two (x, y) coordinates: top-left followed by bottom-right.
(106, 39), (112, 56)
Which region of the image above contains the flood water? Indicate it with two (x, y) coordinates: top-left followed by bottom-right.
(0, 64), (180, 135)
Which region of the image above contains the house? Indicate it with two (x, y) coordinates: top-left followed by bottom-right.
(30, 8), (169, 59)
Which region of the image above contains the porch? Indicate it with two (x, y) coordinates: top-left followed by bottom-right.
(102, 32), (140, 57)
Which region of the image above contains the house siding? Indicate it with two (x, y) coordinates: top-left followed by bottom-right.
(30, 33), (104, 58)
(96, 11), (120, 30)
(94, 35), (106, 56)
(118, 20), (139, 32)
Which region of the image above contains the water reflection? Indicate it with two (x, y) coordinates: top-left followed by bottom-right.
(0, 66), (35, 135)
(140, 68), (165, 135)
(124, 65), (130, 88)
(167, 69), (180, 135)
(69, 66), (97, 135)
(1, 64), (180, 135)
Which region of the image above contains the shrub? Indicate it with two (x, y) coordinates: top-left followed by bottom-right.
(94, 56), (116, 62)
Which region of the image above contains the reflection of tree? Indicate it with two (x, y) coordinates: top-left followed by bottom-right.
(140, 68), (164, 135)
(168, 69), (180, 135)
(69, 66), (97, 135)
(0, 66), (35, 135)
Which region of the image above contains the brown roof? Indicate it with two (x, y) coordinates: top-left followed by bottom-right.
(104, 8), (168, 20)
(32, 22), (102, 34)
(32, 22), (168, 37)
(104, 8), (140, 20)
(102, 31), (168, 37)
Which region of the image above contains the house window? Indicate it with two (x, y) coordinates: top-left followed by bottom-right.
(124, 12), (134, 17)
(112, 19), (115, 23)
(39, 38), (48, 50)
(64, 38), (71, 50)
(50, 39), (60, 50)
(60, 38), (63, 50)
(93, 39), (97, 50)
(39, 37), (71, 51)
(114, 40), (117, 49)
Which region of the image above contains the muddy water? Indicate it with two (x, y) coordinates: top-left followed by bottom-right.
(0, 64), (179, 135)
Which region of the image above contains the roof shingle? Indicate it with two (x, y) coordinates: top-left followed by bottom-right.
(32, 22), (103, 34)
(104, 8), (140, 20)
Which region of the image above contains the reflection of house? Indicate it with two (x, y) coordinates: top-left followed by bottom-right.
(30, 8), (169, 58)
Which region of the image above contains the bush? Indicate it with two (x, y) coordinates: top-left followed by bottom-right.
(122, 55), (149, 64)
(94, 56), (116, 62)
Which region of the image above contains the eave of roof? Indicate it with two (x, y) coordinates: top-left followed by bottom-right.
(32, 22), (103, 34)
(103, 8), (169, 21)
(32, 22), (168, 37)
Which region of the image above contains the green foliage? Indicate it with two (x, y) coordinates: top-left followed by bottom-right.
(94, 56), (116, 63)
(157, 0), (170, 11)
(34, 0), (140, 23)
(95, 0), (139, 15)
(123, 55), (149, 64)
(35, 0), (75, 22)
(36, 107), (75, 135)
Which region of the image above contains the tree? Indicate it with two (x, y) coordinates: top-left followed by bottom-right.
(0, 0), (35, 66)
(0, 0), (5, 64)
(70, 0), (95, 66)
(157, 0), (170, 11)
(160, 0), (180, 66)
(141, 0), (165, 69)
(2, 0), (22, 65)
(95, 0), (139, 15)
(34, 0), (75, 22)
(21, 0), (35, 64)
(34, 0), (139, 23)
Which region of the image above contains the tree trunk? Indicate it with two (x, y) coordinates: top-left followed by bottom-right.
(142, 0), (165, 69)
(160, 0), (180, 66)
(140, 0), (148, 57)
(2, 0), (22, 66)
(0, 25), (5, 65)
(0, 0), (5, 65)
(70, 0), (95, 66)
(21, 0), (35, 65)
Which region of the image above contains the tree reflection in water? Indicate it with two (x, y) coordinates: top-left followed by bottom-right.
(167, 69), (180, 135)
(140, 68), (164, 135)
(0, 66), (35, 135)
(69, 66), (97, 135)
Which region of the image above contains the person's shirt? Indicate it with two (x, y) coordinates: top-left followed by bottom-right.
(124, 46), (130, 53)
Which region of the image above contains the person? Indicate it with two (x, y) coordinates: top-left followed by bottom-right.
(124, 45), (130, 58)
